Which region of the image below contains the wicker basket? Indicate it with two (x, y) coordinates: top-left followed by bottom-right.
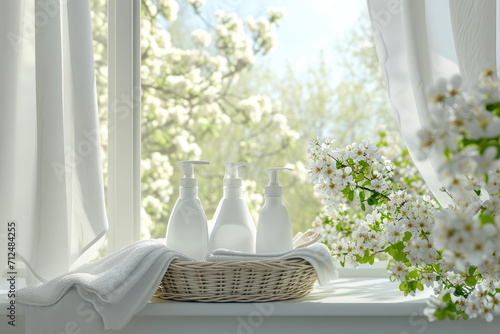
(154, 258), (317, 302)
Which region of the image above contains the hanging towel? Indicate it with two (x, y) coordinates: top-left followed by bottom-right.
(17, 239), (193, 331)
(204, 243), (338, 285)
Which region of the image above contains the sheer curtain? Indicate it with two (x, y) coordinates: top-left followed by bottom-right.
(0, 0), (108, 283)
(366, 0), (497, 206)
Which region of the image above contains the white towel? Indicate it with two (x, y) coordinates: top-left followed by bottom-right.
(204, 243), (338, 286)
(17, 238), (193, 331)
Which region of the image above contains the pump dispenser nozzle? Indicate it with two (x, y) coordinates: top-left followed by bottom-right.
(223, 162), (251, 187)
(176, 160), (209, 187)
(265, 167), (293, 196)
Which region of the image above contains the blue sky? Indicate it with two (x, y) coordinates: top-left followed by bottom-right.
(265, 0), (365, 72)
(199, 0), (366, 75)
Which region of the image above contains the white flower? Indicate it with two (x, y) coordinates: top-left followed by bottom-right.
(421, 272), (436, 288)
(484, 197), (500, 215)
(191, 29), (212, 48)
(160, 0), (178, 21)
(466, 115), (500, 140)
(267, 6), (287, 20)
(423, 289), (454, 322)
(474, 146), (500, 177)
(486, 172), (500, 194)
(389, 261), (409, 280)
(423, 296), (446, 322)
(427, 78), (447, 104)
(465, 297), (482, 319)
(188, 0), (206, 9)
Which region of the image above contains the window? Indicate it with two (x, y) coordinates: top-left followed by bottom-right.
(93, 1), (406, 265)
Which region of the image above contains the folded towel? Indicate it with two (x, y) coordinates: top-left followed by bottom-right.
(17, 239), (193, 331)
(292, 229), (322, 249)
(204, 243), (338, 285)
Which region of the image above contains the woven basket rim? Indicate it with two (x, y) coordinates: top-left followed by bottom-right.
(171, 257), (310, 264)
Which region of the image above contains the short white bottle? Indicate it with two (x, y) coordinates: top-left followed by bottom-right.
(166, 160), (209, 261)
(209, 162), (256, 253)
(256, 167), (294, 253)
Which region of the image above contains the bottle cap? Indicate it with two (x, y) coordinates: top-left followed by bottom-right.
(176, 160), (209, 187)
(265, 167), (293, 196)
(224, 162), (250, 187)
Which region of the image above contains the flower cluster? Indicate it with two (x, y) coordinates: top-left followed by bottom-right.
(309, 130), (500, 321)
(413, 71), (500, 321)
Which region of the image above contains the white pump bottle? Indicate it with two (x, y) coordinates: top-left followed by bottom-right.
(209, 162), (256, 253)
(166, 160), (209, 261)
(256, 167), (294, 254)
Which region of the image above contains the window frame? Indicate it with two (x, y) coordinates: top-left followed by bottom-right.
(107, 0), (142, 254)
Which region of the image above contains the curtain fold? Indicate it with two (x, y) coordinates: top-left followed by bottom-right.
(366, 0), (497, 206)
(0, 0), (108, 283)
(449, 1), (496, 81)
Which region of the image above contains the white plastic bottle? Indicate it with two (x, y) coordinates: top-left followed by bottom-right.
(166, 160), (209, 261)
(209, 162), (256, 253)
(256, 167), (294, 253)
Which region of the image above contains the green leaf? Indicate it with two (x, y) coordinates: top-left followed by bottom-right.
(434, 309), (447, 321)
(417, 283), (424, 291)
(367, 197), (377, 206)
(394, 241), (405, 251)
(444, 148), (453, 159)
(465, 276), (477, 287)
(468, 266), (477, 276)
(403, 231), (412, 242)
(442, 292), (451, 303)
(408, 270), (419, 279)
(385, 242), (408, 262)
(359, 191), (365, 202)
(359, 161), (369, 167)
(356, 174), (364, 182)
(348, 190), (354, 202)
(368, 254), (375, 265)
(399, 282), (406, 292)
(486, 101), (500, 112)
(407, 280), (418, 293)
(360, 202), (366, 211)
(479, 214), (495, 225)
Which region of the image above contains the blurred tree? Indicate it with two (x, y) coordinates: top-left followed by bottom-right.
(240, 15), (398, 232)
(90, 0), (397, 239)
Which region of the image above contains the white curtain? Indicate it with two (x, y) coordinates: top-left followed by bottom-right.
(366, 0), (497, 206)
(0, 0), (108, 283)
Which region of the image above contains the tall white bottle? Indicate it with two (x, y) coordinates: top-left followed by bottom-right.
(256, 167), (294, 254)
(166, 160), (209, 261)
(209, 162), (256, 253)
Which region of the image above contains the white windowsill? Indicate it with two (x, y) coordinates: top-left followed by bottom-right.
(0, 275), (430, 317)
(143, 277), (432, 317)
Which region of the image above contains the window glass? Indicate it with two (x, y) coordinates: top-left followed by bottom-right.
(137, 0), (400, 240)
(91, 0), (108, 256)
